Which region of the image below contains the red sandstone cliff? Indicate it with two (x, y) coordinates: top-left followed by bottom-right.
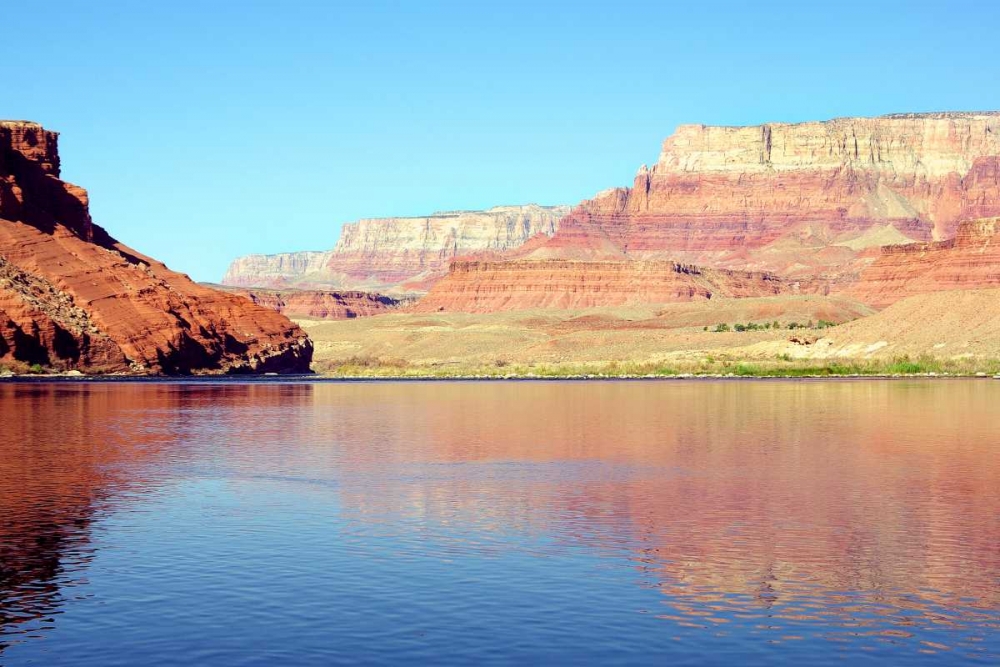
(412, 113), (1000, 313)
(413, 259), (791, 313)
(843, 218), (1000, 308)
(533, 113), (1000, 279)
(225, 287), (404, 319)
(0, 121), (312, 374)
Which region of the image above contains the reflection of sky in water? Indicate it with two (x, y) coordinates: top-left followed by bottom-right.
(0, 380), (998, 665)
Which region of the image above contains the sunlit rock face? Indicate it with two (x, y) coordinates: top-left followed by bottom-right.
(221, 205), (570, 293)
(533, 113), (1000, 279)
(0, 121), (312, 374)
(412, 259), (792, 313)
(225, 287), (405, 320)
(843, 217), (1000, 307)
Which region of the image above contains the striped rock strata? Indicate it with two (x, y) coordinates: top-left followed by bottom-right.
(0, 121), (312, 374)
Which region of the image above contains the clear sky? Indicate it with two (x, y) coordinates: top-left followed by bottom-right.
(6, 0), (1000, 281)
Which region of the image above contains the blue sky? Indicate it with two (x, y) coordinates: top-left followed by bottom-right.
(6, 0), (1000, 281)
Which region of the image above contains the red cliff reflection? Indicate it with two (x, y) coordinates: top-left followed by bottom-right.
(0, 382), (314, 650)
(1, 380), (998, 656)
(318, 381), (1000, 634)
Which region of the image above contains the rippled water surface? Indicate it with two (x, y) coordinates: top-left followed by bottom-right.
(1, 380), (999, 665)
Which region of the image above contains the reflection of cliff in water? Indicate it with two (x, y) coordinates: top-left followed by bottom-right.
(320, 381), (1000, 633)
(2, 380), (997, 657)
(0, 382), (314, 651)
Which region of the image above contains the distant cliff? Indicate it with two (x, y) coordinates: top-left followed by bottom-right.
(222, 112), (1000, 314)
(220, 287), (406, 320)
(844, 217), (1000, 307)
(534, 112), (1000, 278)
(222, 251), (333, 288)
(413, 259), (790, 313)
(0, 121), (312, 374)
(222, 205), (570, 293)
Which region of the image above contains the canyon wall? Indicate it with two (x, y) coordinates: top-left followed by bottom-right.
(413, 259), (790, 313)
(222, 251), (333, 288)
(0, 121), (312, 374)
(227, 287), (404, 320)
(533, 113), (1000, 279)
(222, 205), (569, 293)
(843, 217), (1000, 308)
(220, 112), (1000, 316)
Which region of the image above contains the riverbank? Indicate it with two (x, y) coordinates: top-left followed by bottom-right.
(312, 356), (1000, 379)
(8, 290), (1000, 380)
(5, 363), (999, 382)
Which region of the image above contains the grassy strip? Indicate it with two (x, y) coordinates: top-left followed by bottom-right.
(315, 354), (1000, 379)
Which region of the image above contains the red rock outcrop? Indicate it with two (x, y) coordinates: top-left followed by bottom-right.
(843, 217), (1000, 307)
(0, 121), (312, 374)
(532, 113), (1000, 280)
(221, 205), (570, 293)
(227, 287), (404, 319)
(413, 259), (791, 313)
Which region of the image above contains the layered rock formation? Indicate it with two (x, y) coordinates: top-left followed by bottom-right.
(222, 205), (569, 293)
(844, 217), (1000, 307)
(413, 259), (790, 313)
(226, 287), (404, 320)
(222, 251), (333, 289)
(408, 112), (1000, 313)
(533, 113), (1000, 278)
(0, 121), (312, 374)
(223, 112), (1000, 316)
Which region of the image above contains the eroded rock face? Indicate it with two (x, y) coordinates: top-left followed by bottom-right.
(534, 113), (1000, 278)
(844, 218), (1000, 308)
(222, 205), (570, 293)
(413, 259), (791, 313)
(227, 287), (404, 320)
(0, 121), (312, 374)
(222, 251), (333, 289)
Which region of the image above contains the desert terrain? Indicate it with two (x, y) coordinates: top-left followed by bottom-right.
(299, 289), (1000, 377)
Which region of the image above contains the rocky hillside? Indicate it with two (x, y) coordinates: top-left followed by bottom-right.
(794, 288), (1000, 360)
(222, 205), (569, 293)
(0, 121), (312, 374)
(532, 113), (1000, 278)
(413, 259), (791, 313)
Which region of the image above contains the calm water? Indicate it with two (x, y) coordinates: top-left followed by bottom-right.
(1, 380), (998, 665)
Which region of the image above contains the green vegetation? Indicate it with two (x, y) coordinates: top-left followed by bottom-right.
(711, 319), (840, 333)
(314, 353), (1000, 379)
(0, 360), (47, 375)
